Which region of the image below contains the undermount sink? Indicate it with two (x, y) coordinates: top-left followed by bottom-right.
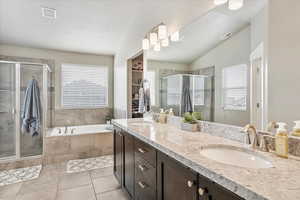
(200, 145), (273, 169)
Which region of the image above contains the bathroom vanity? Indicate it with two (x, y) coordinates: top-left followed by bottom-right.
(114, 125), (242, 200)
(112, 118), (300, 200)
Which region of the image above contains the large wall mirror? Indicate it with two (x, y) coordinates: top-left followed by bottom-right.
(145, 0), (268, 128)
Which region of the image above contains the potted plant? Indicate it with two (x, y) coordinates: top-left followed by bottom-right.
(192, 112), (202, 121)
(181, 112), (199, 132)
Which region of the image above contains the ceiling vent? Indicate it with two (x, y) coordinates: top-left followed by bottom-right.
(220, 32), (232, 41)
(41, 7), (56, 19)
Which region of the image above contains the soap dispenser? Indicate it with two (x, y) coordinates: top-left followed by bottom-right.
(275, 122), (289, 158)
(158, 109), (167, 124)
(292, 121), (300, 137)
(169, 108), (174, 116)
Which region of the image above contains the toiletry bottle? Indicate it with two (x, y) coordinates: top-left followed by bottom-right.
(159, 109), (166, 124)
(169, 108), (174, 116)
(275, 122), (289, 158)
(292, 121), (300, 137)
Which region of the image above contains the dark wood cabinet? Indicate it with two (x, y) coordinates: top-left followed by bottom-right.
(124, 133), (135, 198)
(157, 152), (198, 200)
(198, 174), (243, 200)
(113, 128), (123, 185)
(113, 126), (244, 200)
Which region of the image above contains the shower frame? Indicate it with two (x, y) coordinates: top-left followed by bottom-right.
(0, 60), (50, 162)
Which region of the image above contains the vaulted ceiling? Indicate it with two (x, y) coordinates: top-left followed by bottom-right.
(0, 0), (215, 55)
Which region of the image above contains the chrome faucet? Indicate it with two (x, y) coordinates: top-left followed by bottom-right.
(243, 124), (259, 149)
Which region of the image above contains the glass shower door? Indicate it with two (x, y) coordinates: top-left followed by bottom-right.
(0, 62), (16, 159)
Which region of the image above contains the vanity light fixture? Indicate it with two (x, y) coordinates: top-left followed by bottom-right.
(228, 0), (244, 10)
(161, 38), (169, 47)
(170, 31), (179, 42)
(150, 32), (158, 45)
(154, 42), (161, 51)
(214, 0), (243, 10)
(142, 23), (180, 51)
(158, 24), (167, 39)
(214, 0), (228, 5)
(142, 38), (150, 50)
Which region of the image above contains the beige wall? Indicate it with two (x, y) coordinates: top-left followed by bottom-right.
(190, 26), (251, 126)
(251, 7), (267, 51)
(0, 44), (114, 126)
(267, 0), (300, 128)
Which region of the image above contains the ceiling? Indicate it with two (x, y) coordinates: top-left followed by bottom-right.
(148, 0), (267, 64)
(0, 0), (215, 55)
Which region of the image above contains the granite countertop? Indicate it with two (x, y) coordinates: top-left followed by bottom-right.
(112, 118), (300, 200)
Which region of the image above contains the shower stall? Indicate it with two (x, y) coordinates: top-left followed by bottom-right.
(160, 74), (214, 121)
(0, 60), (49, 161)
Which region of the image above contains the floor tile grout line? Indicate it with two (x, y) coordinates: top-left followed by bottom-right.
(90, 172), (98, 200)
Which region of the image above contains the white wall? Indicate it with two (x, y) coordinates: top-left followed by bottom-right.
(267, 0), (300, 128)
(251, 7), (267, 51)
(190, 26), (251, 126)
(0, 44), (114, 108)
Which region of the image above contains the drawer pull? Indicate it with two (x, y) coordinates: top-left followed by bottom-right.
(138, 181), (147, 189)
(138, 164), (147, 171)
(198, 187), (205, 196)
(187, 180), (194, 187)
(138, 148), (146, 153)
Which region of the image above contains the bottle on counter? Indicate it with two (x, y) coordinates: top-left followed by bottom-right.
(169, 108), (174, 116)
(291, 121), (300, 137)
(158, 109), (167, 124)
(275, 122), (289, 158)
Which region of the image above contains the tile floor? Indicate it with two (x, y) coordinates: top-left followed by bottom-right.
(0, 162), (130, 200)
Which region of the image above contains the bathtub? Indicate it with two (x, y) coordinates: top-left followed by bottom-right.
(46, 124), (113, 137)
(44, 124), (113, 165)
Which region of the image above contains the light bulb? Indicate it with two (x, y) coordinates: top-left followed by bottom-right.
(170, 31), (179, 42)
(158, 24), (167, 39)
(161, 38), (169, 47)
(142, 38), (150, 50)
(154, 43), (161, 51)
(150, 32), (158, 45)
(214, 0), (228, 5)
(228, 0), (243, 10)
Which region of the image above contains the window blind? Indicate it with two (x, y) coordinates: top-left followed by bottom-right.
(61, 64), (108, 108)
(222, 64), (247, 111)
(193, 76), (205, 106)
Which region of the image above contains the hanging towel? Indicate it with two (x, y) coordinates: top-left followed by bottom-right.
(138, 87), (145, 113)
(181, 76), (193, 115)
(21, 79), (41, 137)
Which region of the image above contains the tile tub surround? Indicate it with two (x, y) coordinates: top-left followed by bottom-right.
(112, 118), (300, 200)
(43, 132), (113, 165)
(53, 108), (113, 127)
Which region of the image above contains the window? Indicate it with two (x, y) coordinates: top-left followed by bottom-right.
(222, 64), (247, 111)
(167, 75), (181, 106)
(61, 64), (108, 108)
(145, 71), (156, 106)
(193, 76), (205, 106)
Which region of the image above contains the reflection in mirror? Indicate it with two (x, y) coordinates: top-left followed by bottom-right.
(146, 0), (267, 128)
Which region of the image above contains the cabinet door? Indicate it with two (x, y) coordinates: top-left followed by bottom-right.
(124, 133), (135, 198)
(114, 128), (123, 185)
(157, 152), (198, 200)
(198, 174), (244, 200)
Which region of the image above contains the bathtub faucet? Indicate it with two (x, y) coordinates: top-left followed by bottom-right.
(64, 126), (68, 134)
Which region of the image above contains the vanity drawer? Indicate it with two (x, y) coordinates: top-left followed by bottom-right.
(135, 139), (156, 167)
(135, 177), (156, 200)
(135, 155), (156, 187)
